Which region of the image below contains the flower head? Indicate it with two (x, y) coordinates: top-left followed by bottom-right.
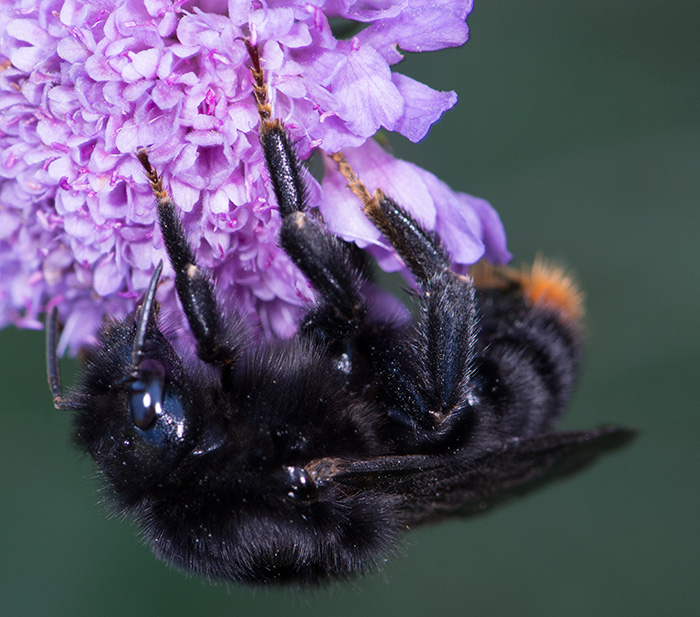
(0, 0), (508, 353)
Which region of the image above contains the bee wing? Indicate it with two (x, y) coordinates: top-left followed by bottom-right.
(307, 426), (635, 526)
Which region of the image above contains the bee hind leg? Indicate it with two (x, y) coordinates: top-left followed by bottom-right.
(332, 153), (479, 453)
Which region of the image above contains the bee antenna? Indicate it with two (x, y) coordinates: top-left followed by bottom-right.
(46, 306), (81, 410)
(128, 260), (163, 381)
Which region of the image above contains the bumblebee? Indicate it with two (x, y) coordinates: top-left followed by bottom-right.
(47, 44), (633, 585)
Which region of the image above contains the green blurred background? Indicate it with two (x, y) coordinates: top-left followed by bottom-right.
(2, 1), (698, 615)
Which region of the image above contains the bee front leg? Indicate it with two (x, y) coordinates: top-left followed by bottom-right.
(137, 150), (246, 371)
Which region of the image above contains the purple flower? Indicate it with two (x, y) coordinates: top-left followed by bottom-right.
(0, 0), (508, 353)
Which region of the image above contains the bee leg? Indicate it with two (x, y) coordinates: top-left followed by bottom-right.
(249, 44), (369, 347)
(280, 207), (371, 346)
(261, 117), (370, 344)
(362, 272), (479, 452)
(137, 150), (246, 370)
(333, 153), (478, 452)
(331, 152), (453, 283)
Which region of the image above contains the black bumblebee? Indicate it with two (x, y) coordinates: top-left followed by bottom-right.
(46, 45), (634, 585)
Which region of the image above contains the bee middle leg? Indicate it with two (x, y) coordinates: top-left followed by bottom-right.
(250, 46), (370, 348)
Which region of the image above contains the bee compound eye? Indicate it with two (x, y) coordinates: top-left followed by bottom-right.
(129, 359), (166, 430)
(283, 466), (318, 502)
(126, 358), (189, 457)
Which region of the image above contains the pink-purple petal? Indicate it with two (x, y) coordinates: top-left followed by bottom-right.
(330, 42), (404, 137)
(359, 2), (470, 57)
(392, 73), (458, 142)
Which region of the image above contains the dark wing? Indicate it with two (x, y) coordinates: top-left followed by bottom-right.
(306, 426), (635, 526)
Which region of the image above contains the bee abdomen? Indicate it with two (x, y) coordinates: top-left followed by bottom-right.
(471, 259), (584, 440)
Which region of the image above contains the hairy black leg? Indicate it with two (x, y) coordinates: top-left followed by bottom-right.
(358, 272), (479, 453)
(333, 157), (585, 453)
(332, 152), (451, 283)
(137, 150), (245, 370)
(247, 44), (369, 345)
(332, 153), (479, 451)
